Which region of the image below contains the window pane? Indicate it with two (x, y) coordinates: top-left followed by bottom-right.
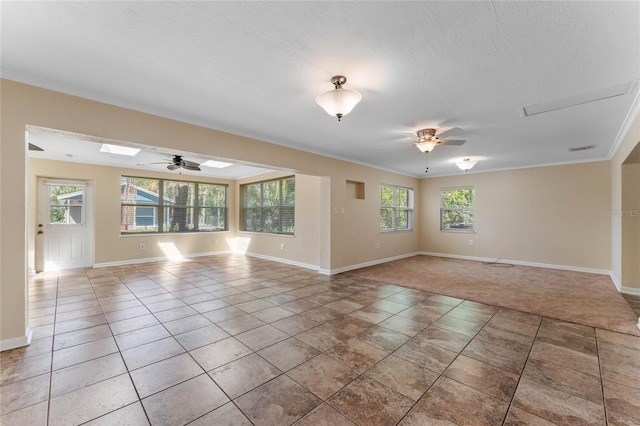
(380, 186), (393, 207)
(244, 183), (262, 207)
(121, 206), (158, 233)
(396, 188), (409, 208)
(49, 185), (84, 225)
(120, 177), (160, 204)
(163, 207), (195, 232)
(280, 206), (295, 234)
(199, 184), (226, 208)
(198, 207), (226, 231)
(243, 207), (261, 232)
(262, 181), (279, 206)
(441, 188), (474, 209)
(282, 178), (295, 205)
(396, 210), (409, 229)
(380, 208), (393, 230)
(440, 187), (474, 231)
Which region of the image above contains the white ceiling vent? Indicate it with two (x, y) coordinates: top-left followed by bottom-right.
(520, 82), (631, 117)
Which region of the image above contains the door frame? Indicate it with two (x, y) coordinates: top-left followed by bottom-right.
(36, 177), (95, 272)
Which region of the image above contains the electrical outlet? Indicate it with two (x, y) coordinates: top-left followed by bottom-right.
(213, 239), (217, 245)
(468, 239), (474, 246)
(280, 243), (285, 250)
(139, 243), (145, 250)
(376, 242), (380, 249)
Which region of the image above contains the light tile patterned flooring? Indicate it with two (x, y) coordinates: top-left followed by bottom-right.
(1, 254), (639, 425)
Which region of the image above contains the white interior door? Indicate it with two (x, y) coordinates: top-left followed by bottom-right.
(37, 178), (93, 271)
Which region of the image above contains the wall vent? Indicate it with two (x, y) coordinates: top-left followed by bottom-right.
(569, 145), (596, 152)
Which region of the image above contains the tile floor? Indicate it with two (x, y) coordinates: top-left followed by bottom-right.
(1, 254), (639, 425)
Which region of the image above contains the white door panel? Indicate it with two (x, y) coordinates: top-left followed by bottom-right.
(37, 179), (93, 271)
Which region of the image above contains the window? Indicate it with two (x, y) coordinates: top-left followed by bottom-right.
(441, 187), (474, 231)
(48, 184), (85, 225)
(380, 184), (413, 231)
(241, 176), (295, 234)
(120, 176), (227, 234)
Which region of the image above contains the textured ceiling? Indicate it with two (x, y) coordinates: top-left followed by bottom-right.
(3, 1), (639, 177)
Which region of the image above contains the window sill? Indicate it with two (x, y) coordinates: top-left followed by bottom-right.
(237, 231), (295, 237)
(440, 229), (475, 234)
(119, 230), (230, 237)
(380, 229), (414, 234)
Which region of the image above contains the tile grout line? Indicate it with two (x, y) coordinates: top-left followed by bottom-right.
(594, 329), (609, 425)
(45, 270), (61, 426)
(499, 315), (543, 425)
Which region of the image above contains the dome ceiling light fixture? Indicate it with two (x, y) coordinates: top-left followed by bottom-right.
(316, 75), (362, 121)
(456, 158), (478, 172)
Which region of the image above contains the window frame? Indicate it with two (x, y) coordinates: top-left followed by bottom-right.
(120, 176), (228, 234)
(380, 184), (414, 232)
(440, 186), (475, 232)
(240, 176), (295, 235)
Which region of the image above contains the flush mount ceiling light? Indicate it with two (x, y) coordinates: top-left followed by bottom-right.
(100, 144), (140, 157)
(456, 158), (477, 172)
(316, 75), (362, 121)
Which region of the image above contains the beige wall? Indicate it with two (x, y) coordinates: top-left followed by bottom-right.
(28, 159), (236, 270)
(621, 162), (640, 290)
(611, 110), (640, 291)
(419, 161), (612, 271)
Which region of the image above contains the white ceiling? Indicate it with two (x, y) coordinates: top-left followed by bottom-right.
(3, 1), (639, 178)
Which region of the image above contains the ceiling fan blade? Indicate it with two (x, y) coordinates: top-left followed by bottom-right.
(440, 139), (466, 146)
(183, 165), (201, 171)
(401, 132), (419, 139)
(182, 160), (200, 168)
(28, 143), (44, 151)
(167, 164), (180, 170)
(438, 127), (464, 139)
(148, 161), (170, 164)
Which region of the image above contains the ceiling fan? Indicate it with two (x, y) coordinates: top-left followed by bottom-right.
(150, 155), (201, 171)
(408, 127), (466, 153)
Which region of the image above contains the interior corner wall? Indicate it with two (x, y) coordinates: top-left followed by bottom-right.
(419, 161), (612, 271)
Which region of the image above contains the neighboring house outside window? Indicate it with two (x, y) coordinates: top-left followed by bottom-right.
(380, 184), (414, 232)
(441, 186), (475, 231)
(120, 176), (227, 233)
(240, 176), (295, 235)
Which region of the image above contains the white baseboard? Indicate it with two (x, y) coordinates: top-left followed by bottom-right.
(93, 250), (233, 268)
(0, 327), (32, 352)
(621, 286), (640, 296)
(241, 251), (319, 272)
(420, 252), (611, 275)
(320, 252), (422, 275)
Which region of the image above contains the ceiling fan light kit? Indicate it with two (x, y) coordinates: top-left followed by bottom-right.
(316, 75), (362, 121)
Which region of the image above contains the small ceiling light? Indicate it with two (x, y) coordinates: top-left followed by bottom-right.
(100, 144), (140, 157)
(201, 160), (233, 169)
(316, 75), (362, 121)
(456, 158), (477, 172)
